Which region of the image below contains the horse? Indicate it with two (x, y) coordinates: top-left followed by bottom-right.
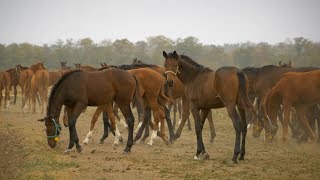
(37, 69), (137, 154)
(242, 65), (319, 137)
(74, 63), (97, 72)
(60, 61), (72, 71)
(19, 62), (46, 111)
(49, 71), (63, 86)
(31, 70), (49, 113)
(163, 51), (256, 163)
(258, 70), (320, 143)
(5, 65), (28, 104)
(290, 105), (320, 143)
(0, 71), (11, 108)
(81, 66), (174, 146)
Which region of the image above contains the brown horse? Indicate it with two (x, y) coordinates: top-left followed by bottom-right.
(49, 71), (63, 86)
(0, 71), (11, 108)
(82, 67), (173, 146)
(31, 70), (50, 113)
(37, 69), (137, 154)
(19, 62), (46, 111)
(163, 51), (256, 163)
(74, 63), (97, 72)
(6, 65), (28, 104)
(259, 70), (320, 143)
(242, 65), (319, 137)
(60, 61), (72, 71)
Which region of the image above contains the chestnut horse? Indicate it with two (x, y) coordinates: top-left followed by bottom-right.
(19, 62), (46, 111)
(31, 70), (50, 113)
(37, 69), (137, 154)
(6, 65), (28, 104)
(259, 70), (320, 143)
(0, 71), (11, 108)
(82, 66), (174, 146)
(163, 51), (256, 163)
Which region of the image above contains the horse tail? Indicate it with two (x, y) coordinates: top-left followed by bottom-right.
(236, 70), (257, 116)
(158, 83), (174, 106)
(131, 75), (143, 109)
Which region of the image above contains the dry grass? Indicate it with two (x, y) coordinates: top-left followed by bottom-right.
(1, 95), (320, 179)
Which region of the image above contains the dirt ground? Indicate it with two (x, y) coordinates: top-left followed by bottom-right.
(1, 94), (320, 179)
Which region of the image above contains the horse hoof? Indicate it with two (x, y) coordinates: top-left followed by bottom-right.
(147, 141), (153, 146)
(82, 141), (89, 146)
(209, 138), (214, 143)
(98, 141), (104, 144)
(77, 147), (82, 153)
(64, 149), (72, 155)
(232, 158), (238, 164)
(239, 156), (244, 161)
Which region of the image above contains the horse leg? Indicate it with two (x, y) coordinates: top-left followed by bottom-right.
(175, 95), (190, 140)
(147, 96), (169, 146)
(141, 107), (151, 143)
(296, 106), (317, 142)
(65, 103), (86, 154)
(173, 102), (177, 131)
(0, 89), (3, 107)
(226, 105), (242, 163)
(83, 106), (104, 145)
(282, 104), (291, 142)
(114, 103), (128, 128)
(104, 103), (123, 147)
(238, 107), (247, 161)
(158, 97), (175, 143)
(206, 110), (216, 143)
(117, 101), (135, 153)
(13, 85), (17, 104)
(192, 106), (210, 160)
(31, 89), (37, 113)
(134, 106), (150, 143)
(99, 111), (112, 144)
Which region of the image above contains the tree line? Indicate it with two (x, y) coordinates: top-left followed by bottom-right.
(0, 36), (319, 70)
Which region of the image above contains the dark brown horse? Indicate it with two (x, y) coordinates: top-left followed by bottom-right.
(258, 70), (320, 142)
(163, 51), (256, 163)
(0, 71), (11, 108)
(37, 69), (137, 154)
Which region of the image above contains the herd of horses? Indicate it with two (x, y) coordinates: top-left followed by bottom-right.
(0, 51), (319, 163)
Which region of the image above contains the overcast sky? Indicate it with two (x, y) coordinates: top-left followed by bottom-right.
(0, 0), (319, 45)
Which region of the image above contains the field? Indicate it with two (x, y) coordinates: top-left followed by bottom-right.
(1, 94), (320, 179)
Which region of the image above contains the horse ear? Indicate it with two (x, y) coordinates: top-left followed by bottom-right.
(163, 51), (168, 59)
(37, 118), (45, 122)
(172, 51), (179, 60)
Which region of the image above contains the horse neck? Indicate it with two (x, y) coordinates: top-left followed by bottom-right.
(177, 59), (204, 84)
(47, 91), (64, 122)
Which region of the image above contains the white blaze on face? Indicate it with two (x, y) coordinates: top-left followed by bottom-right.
(83, 130), (93, 144)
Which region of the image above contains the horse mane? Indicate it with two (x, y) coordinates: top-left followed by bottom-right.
(117, 63), (158, 70)
(98, 63), (158, 71)
(179, 55), (205, 69)
(47, 70), (82, 116)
